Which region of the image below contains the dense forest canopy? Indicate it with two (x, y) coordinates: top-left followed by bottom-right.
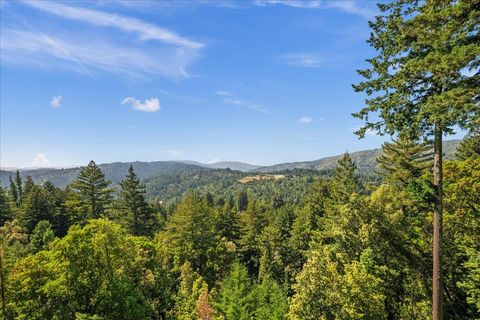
(1, 134), (479, 319)
(0, 0), (479, 319)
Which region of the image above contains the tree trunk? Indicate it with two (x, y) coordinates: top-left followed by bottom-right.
(432, 124), (443, 320)
(0, 250), (6, 320)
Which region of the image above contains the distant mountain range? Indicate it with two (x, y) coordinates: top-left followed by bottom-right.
(0, 140), (461, 189)
(178, 161), (261, 172)
(255, 139), (460, 173)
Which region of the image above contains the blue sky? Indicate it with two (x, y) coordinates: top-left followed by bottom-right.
(0, 0), (463, 168)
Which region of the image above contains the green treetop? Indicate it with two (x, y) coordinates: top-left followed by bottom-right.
(456, 130), (480, 160)
(70, 160), (113, 219)
(330, 153), (362, 203)
(116, 165), (157, 236)
(377, 135), (432, 185)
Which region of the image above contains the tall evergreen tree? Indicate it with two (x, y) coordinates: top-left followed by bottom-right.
(214, 206), (240, 243)
(70, 160), (113, 219)
(8, 171), (25, 208)
(377, 135), (432, 185)
(236, 190), (248, 212)
(160, 191), (221, 284)
(330, 153), (362, 203)
(353, 1), (479, 318)
(18, 185), (52, 233)
(0, 187), (12, 226)
(8, 176), (18, 207)
(42, 181), (70, 237)
(23, 176), (34, 198)
(14, 171), (23, 205)
(214, 262), (256, 320)
(116, 165), (156, 236)
(238, 201), (268, 277)
(30, 220), (55, 253)
(456, 130), (480, 160)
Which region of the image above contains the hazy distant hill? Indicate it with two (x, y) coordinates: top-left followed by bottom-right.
(179, 161), (260, 172)
(0, 161), (208, 189)
(254, 139), (461, 173)
(0, 140), (461, 189)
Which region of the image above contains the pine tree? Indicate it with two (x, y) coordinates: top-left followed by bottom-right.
(30, 220), (55, 253)
(214, 262), (255, 320)
(42, 181), (70, 237)
(160, 191), (220, 284)
(378, 135), (432, 185)
(330, 153), (362, 203)
(70, 160), (113, 219)
(23, 176), (34, 198)
(14, 171), (23, 205)
(18, 185), (52, 233)
(214, 203), (240, 242)
(0, 187), (12, 226)
(353, 2), (479, 318)
(456, 131), (480, 160)
(238, 201), (268, 277)
(116, 165), (156, 236)
(252, 277), (288, 320)
(236, 190), (248, 212)
(8, 176), (18, 207)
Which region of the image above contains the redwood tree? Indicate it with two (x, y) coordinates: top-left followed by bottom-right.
(353, 1), (479, 319)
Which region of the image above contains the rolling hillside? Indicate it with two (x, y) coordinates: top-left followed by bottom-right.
(0, 140), (461, 189)
(0, 161), (208, 189)
(254, 139), (460, 173)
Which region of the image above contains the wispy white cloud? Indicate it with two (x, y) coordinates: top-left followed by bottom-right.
(93, 0), (374, 17)
(299, 116), (312, 123)
(32, 153), (50, 167)
(122, 97), (160, 112)
(218, 91), (270, 114)
(216, 90), (233, 96)
(50, 95), (62, 108)
(1, 29), (195, 78)
(223, 97), (268, 113)
(254, 0), (321, 8)
(253, 0), (375, 18)
(279, 53), (327, 67)
(21, 1), (203, 49)
(1, 2), (203, 79)
(157, 89), (204, 104)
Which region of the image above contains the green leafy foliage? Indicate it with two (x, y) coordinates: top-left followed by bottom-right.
(8, 219), (172, 320)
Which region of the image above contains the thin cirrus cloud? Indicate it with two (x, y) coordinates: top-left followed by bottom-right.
(216, 90), (269, 114)
(20, 0), (203, 49)
(253, 0), (375, 18)
(280, 53), (327, 68)
(0, 1), (204, 79)
(50, 95), (62, 108)
(215, 90), (233, 96)
(121, 97), (161, 112)
(299, 116), (313, 123)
